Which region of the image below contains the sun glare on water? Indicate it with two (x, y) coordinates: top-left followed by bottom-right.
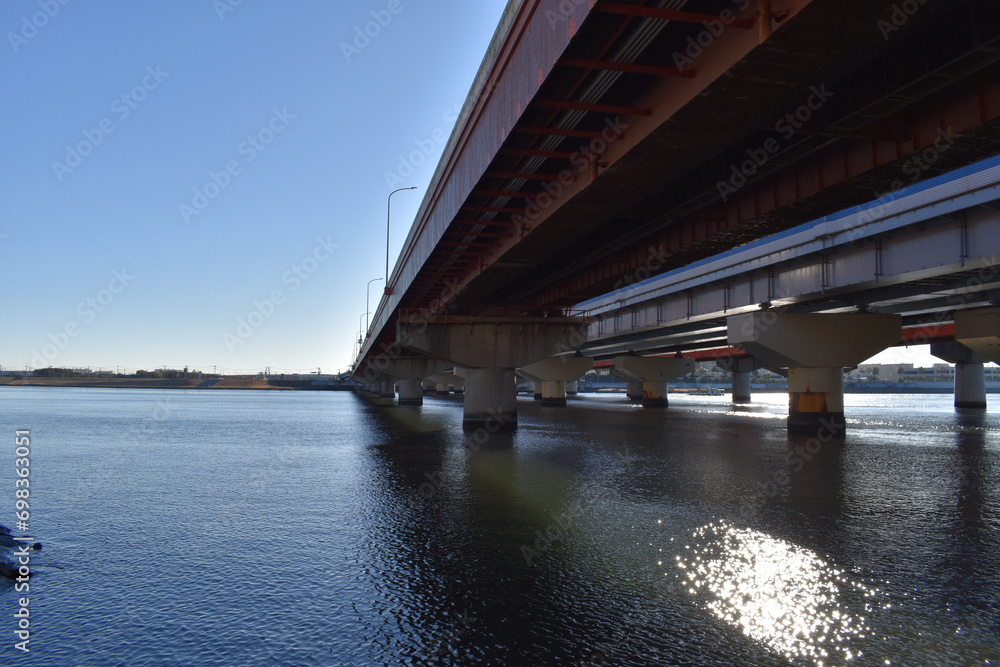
(673, 521), (882, 666)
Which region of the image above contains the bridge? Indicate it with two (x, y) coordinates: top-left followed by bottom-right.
(353, 0), (1000, 431)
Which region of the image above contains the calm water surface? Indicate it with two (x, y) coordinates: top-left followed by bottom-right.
(0, 387), (998, 666)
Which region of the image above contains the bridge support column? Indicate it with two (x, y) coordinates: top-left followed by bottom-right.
(379, 381), (395, 399)
(532, 382), (542, 400)
(626, 381), (643, 401)
(718, 356), (761, 403)
(457, 367), (517, 431)
(398, 379), (424, 406)
(613, 355), (695, 408)
(729, 312), (901, 431)
(518, 357), (594, 407)
(641, 381), (668, 408)
(567, 380), (579, 395)
(427, 372), (464, 396)
(732, 371), (752, 403)
(540, 381), (567, 407)
(955, 363), (987, 410)
(931, 341), (988, 410)
(398, 315), (589, 430)
(788, 367), (845, 431)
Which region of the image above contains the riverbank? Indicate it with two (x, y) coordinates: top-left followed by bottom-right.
(0, 377), (337, 390)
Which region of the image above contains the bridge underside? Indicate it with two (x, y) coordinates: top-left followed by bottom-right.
(406, 0), (1000, 316)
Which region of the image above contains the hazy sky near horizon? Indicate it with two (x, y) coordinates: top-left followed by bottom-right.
(1, 0), (944, 373)
(2, 0), (509, 373)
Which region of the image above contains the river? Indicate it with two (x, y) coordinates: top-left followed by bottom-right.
(0, 386), (997, 665)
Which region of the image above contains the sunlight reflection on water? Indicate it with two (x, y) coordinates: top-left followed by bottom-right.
(673, 521), (885, 666)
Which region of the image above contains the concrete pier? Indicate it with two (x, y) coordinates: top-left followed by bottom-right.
(398, 315), (589, 430)
(457, 367), (518, 431)
(613, 355), (695, 408)
(398, 378), (424, 406)
(729, 312), (901, 431)
(518, 357), (593, 407)
(932, 341), (988, 410)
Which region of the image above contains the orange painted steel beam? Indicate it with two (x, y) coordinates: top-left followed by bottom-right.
(901, 323), (955, 344)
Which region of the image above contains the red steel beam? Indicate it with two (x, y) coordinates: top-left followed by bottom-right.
(514, 126), (607, 139)
(596, 2), (754, 29)
(474, 189), (539, 198)
(500, 148), (578, 159)
(462, 206), (525, 214)
(451, 218), (520, 227)
(533, 99), (653, 116)
(444, 231), (514, 238)
(560, 57), (694, 78)
(485, 171), (574, 182)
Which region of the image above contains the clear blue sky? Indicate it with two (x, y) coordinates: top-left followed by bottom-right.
(0, 0), (941, 374)
(1, 0), (509, 374)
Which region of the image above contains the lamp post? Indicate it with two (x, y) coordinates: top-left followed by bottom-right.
(365, 277), (383, 333)
(385, 187), (418, 291)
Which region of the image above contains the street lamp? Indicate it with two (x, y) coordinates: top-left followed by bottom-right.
(365, 277), (383, 333)
(385, 187), (418, 291)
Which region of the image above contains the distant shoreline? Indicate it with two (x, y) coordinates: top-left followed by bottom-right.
(0, 377), (351, 391)
(5, 376), (997, 395)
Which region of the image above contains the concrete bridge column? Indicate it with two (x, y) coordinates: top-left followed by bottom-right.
(955, 363), (987, 409)
(541, 381), (567, 406)
(613, 355), (695, 408)
(626, 381), (644, 401)
(518, 357), (593, 407)
(532, 382), (542, 400)
(931, 341), (988, 410)
(732, 370), (752, 403)
(385, 358), (453, 407)
(426, 372), (464, 396)
(729, 312), (901, 431)
(457, 367), (518, 431)
(718, 356), (761, 403)
(398, 315), (589, 430)
(567, 380), (579, 395)
(788, 367), (845, 431)
(379, 381), (395, 399)
(398, 379), (424, 406)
